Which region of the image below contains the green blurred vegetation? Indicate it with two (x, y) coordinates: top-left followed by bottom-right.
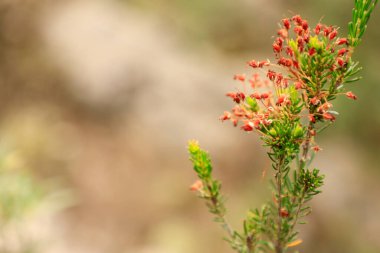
(0, 148), (45, 253)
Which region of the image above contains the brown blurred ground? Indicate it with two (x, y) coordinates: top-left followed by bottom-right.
(0, 0), (380, 252)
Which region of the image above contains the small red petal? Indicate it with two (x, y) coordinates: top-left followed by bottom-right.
(219, 111), (231, 121)
(323, 113), (336, 121)
(336, 38), (348, 45)
(329, 30), (337, 40)
(308, 114), (316, 123)
(282, 19), (291, 30)
(346, 91), (358, 100)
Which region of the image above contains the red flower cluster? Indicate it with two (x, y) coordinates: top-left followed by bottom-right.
(221, 74), (282, 132)
(272, 15), (352, 74)
(221, 14), (358, 135)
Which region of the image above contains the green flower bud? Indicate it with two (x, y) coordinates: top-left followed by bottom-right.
(308, 36), (323, 51)
(188, 139), (200, 154)
(269, 128), (277, 137)
(246, 97), (259, 112)
(292, 124), (304, 139)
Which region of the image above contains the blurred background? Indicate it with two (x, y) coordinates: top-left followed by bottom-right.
(0, 0), (379, 252)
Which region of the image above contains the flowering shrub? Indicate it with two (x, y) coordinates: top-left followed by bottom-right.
(188, 1), (378, 253)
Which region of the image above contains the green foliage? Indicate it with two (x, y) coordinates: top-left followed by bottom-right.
(188, 140), (212, 180)
(349, 0), (379, 47)
(0, 169), (44, 222)
(188, 141), (239, 248)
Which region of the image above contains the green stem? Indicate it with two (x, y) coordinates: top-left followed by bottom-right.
(206, 183), (235, 239)
(275, 156), (285, 253)
(290, 189), (306, 233)
(299, 122), (314, 170)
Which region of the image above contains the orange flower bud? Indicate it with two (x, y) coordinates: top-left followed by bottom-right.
(190, 180), (203, 192)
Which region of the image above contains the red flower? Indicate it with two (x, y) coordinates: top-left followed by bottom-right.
(336, 38), (348, 45)
(276, 94), (288, 106)
(318, 102), (333, 113)
(226, 92), (245, 104)
(241, 121), (255, 131)
(276, 73), (284, 85)
(314, 23), (323, 34)
(313, 145), (322, 152)
(297, 37), (304, 51)
(273, 43), (281, 53)
(282, 18), (290, 30)
(295, 81), (303, 90)
(346, 91), (358, 100)
(276, 37), (284, 47)
(233, 74), (246, 82)
(232, 118), (238, 127)
(219, 111), (231, 121)
(308, 114), (316, 123)
(259, 60), (270, 67)
(294, 26), (303, 36)
(232, 105), (245, 117)
(251, 92), (261, 99)
(267, 70), (276, 81)
(292, 60), (300, 69)
(278, 29), (288, 38)
(301, 20), (309, 30)
(286, 47), (294, 57)
(323, 112), (336, 121)
(247, 60), (258, 68)
(309, 48), (316, 56)
(292, 15), (303, 25)
(323, 26), (333, 36)
(329, 29), (337, 40)
(337, 58), (345, 67)
(310, 97), (320, 105)
(278, 57), (292, 67)
(338, 48), (348, 56)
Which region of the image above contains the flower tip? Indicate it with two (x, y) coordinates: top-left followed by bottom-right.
(188, 139), (200, 153)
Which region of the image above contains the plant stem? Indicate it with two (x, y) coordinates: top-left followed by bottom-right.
(246, 235), (254, 253)
(300, 122), (314, 170)
(206, 183), (235, 239)
(275, 156), (285, 253)
(290, 190), (306, 232)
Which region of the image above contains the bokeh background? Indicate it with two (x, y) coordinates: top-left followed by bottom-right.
(0, 0), (379, 252)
